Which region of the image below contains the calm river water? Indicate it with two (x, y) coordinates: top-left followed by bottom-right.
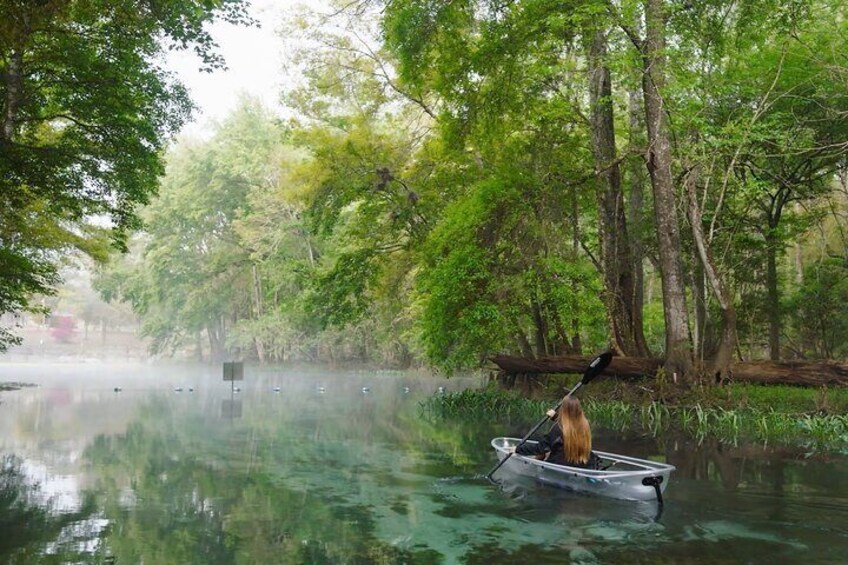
(1, 363), (847, 564)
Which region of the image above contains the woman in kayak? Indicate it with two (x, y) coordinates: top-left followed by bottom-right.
(512, 396), (601, 469)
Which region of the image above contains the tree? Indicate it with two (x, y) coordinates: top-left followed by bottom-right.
(382, 0), (651, 359)
(98, 100), (285, 360)
(0, 0), (251, 351)
(786, 258), (848, 359)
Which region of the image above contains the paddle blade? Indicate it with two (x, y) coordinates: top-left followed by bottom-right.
(581, 351), (614, 384)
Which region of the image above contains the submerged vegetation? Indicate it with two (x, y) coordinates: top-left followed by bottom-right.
(422, 385), (848, 452)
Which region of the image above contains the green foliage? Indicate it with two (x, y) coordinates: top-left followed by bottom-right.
(416, 177), (520, 370)
(414, 171), (606, 370)
(97, 100), (288, 358)
(786, 258), (848, 358)
(0, 0), (251, 351)
(72, 0), (848, 371)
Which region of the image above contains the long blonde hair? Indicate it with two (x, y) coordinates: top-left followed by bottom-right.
(559, 397), (592, 464)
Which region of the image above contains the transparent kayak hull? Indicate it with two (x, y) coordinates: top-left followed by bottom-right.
(491, 437), (675, 502)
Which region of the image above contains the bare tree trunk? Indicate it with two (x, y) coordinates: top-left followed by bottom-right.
(685, 166), (737, 382)
(515, 332), (535, 358)
(546, 304), (574, 355)
(691, 258), (706, 362)
(627, 68), (650, 357)
(793, 202), (804, 284)
(570, 184), (583, 354)
(195, 332), (204, 362)
(490, 354), (848, 386)
(641, 0), (692, 380)
(251, 263), (266, 363)
(765, 227), (781, 360)
(2, 49), (24, 142)
(587, 28), (648, 357)
(531, 296), (548, 357)
(207, 317), (226, 362)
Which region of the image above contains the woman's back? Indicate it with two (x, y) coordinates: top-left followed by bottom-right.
(515, 396), (597, 468)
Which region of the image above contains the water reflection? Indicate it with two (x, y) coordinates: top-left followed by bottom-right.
(1, 364), (847, 563)
(0, 455), (100, 562)
(221, 398), (243, 419)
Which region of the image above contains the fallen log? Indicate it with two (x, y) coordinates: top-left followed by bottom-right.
(489, 354), (848, 387)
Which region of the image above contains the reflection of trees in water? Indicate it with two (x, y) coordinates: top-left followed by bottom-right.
(595, 428), (848, 501)
(0, 454), (98, 563)
(663, 436), (804, 492)
(83, 404), (446, 563)
(661, 435), (848, 529)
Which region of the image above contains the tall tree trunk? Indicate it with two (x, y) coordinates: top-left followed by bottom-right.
(251, 263), (266, 363)
(195, 332), (204, 362)
(692, 258), (706, 361)
(546, 303), (573, 355)
(685, 166), (737, 381)
(207, 317), (226, 363)
(587, 28), (647, 357)
(515, 332), (535, 358)
(641, 0), (692, 380)
(570, 184), (583, 354)
(765, 226), (781, 360)
(531, 296), (548, 357)
(627, 70), (650, 357)
(2, 49), (24, 142)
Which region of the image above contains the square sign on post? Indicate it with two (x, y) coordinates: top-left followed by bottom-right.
(223, 361), (244, 381)
(223, 361), (244, 394)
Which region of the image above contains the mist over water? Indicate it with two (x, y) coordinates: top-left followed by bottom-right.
(1, 362), (847, 563)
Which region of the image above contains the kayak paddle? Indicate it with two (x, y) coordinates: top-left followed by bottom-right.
(485, 351), (613, 482)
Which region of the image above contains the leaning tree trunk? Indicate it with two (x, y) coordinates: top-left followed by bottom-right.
(685, 164), (737, 382)
(587, 27), (648, 357)
(641, 0), (692, 380)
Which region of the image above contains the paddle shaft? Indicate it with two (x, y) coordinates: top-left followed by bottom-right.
(485, 381), (583, 481)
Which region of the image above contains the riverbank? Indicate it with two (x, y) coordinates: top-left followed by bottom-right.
(0, 382), (36, 392)
(423, 378), (848, 452)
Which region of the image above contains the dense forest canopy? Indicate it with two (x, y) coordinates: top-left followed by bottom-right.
(5, 0), (848, 378)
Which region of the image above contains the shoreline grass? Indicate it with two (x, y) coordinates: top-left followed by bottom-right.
(420, 384), (848, 452)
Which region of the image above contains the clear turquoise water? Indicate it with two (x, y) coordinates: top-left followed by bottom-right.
(1, 363), (846, 563)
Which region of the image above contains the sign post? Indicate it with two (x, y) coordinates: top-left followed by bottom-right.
(223, 361), (244, 394)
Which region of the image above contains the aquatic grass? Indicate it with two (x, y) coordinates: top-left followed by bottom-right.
(754, 413), (772, 444)
(679, 404), (711, 441)
(423, 389), (848, 452)
(640, 402), (670, 434)
(796, 413), (848, 448)
(583, 399), (634, 431)
(712, 408), (742, 445)
(419, 388), (541, 422)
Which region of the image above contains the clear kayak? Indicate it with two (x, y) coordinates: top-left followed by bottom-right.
(491, 437), (675, 502)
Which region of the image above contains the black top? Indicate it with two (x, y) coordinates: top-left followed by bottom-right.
(515, 423), (601, 469)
